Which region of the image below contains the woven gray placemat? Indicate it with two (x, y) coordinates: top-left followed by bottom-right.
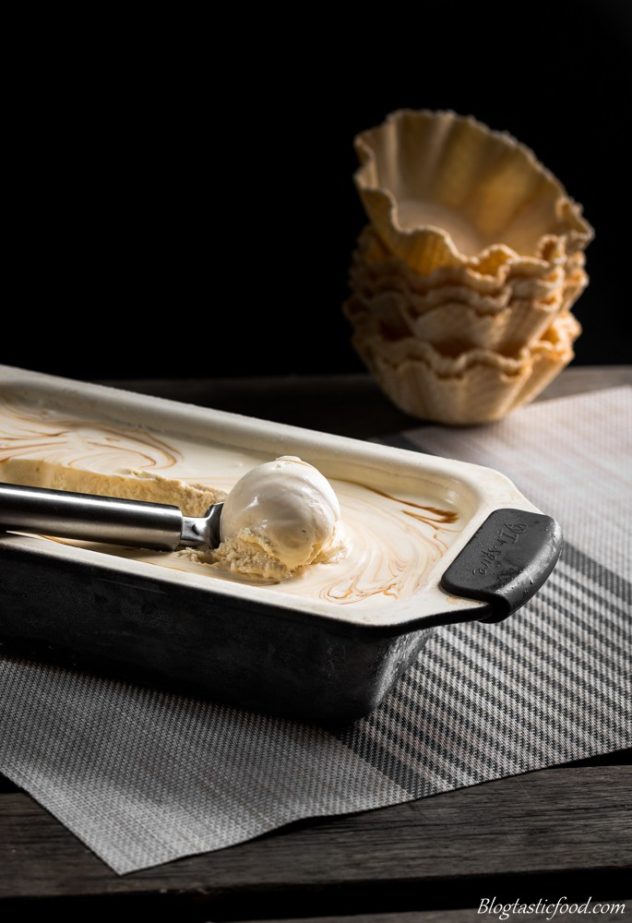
(1, 387), (630, 874)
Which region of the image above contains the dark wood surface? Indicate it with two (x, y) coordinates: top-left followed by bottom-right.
(103, 365), (632, 440)
(1, 367), (630, 922)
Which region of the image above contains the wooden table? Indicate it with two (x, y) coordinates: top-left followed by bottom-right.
(1, 367), (630, 922)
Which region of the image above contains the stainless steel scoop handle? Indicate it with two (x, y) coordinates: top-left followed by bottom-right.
(0, 482), (223, 551)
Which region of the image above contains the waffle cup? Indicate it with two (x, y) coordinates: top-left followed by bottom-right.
(345, 111), (592, 422)
(560, 261), (589, 312)
(348, 255), (588, 352)
(349, 289), (566, 353)
(351, 225), (586, 305)
(354, 110), (593, 278)
(345, 297), (581, 424)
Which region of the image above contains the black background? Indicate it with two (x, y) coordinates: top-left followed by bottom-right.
(5, 0), (631, 381)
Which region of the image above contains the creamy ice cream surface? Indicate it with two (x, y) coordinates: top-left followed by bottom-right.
(215, 456), (347, 580)
(0, 389), (463, 607)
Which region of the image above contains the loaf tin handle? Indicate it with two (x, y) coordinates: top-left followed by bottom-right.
(0, 482), (184, 551)
(439, 508), (562, 624)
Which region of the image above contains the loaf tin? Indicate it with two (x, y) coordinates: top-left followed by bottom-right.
(0, 366), (561, 722)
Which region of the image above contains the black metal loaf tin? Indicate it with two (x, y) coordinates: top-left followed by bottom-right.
(0, 367), (561, 721)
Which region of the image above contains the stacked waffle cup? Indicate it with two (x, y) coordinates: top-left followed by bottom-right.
(344, 110), (593, 424)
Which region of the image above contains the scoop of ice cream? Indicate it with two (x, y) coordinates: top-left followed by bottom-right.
(214, 455), (346, 580)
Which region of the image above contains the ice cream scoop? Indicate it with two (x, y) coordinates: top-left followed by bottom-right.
(0, 456), (345, 579)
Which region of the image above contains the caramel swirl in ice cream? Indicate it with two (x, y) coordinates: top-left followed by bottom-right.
(0, 393), (222, 515)
(0, 391), (462, 608)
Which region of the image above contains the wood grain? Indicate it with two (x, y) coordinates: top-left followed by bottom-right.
(1, 768), (630, 901)
(239, 905), (632, 923)
(101, 367), (632, 439)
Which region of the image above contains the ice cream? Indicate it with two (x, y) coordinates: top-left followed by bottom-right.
(0, 458), (223, 516)
(0, 389), (463, 606)
(215, 455), (346, 580)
